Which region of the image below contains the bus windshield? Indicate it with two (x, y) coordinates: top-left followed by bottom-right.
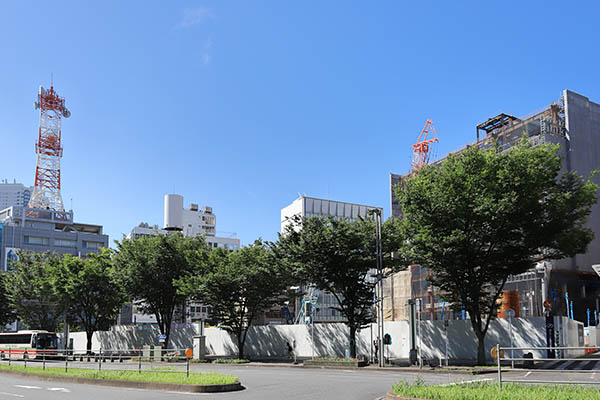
(35, 333), (58, 349)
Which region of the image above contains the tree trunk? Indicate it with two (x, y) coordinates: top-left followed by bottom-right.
(237, 334), (245, 359)
(349, 324), (357, 359)
(475, 330), (486, 366)
(86, 330), (94, 355)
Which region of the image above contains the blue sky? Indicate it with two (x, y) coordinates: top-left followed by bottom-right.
(1, 1), (599, 246)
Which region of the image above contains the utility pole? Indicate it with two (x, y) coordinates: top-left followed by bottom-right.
(64, 302), (69, 356)
(374, 209), (385, 368)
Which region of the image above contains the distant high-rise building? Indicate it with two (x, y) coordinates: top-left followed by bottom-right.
(0, 180), (32, 211)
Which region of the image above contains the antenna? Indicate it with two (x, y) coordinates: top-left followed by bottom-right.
(51, 72), (53, 87)
(28, 83), (69, 211)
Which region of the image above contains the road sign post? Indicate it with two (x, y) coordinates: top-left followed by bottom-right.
(506, 309), (515, 369)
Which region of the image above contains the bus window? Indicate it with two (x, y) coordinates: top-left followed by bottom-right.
(35, 334), (58, 349)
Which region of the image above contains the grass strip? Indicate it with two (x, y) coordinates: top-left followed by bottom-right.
(393, 380), (600, 400)
(212, 359), (250, 364)
(0, 364), (238, 385)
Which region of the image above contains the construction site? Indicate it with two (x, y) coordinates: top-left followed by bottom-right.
(387, 89), (600, 324)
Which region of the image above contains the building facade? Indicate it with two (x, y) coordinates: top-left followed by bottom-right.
(281, 195), (383, 324)
(0, 206), (108, 271)
(387, 89), (600, 323)
(0, 180), (32, 211)
(127, 194), (240, 251)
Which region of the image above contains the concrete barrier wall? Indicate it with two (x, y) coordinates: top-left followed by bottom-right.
(65, 316), (583, 362)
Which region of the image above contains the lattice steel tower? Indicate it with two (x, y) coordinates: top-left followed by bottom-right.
(27, 85), (71, 211)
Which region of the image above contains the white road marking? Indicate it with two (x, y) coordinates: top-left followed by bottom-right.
(0, 392), (25, 398)
(524, 371), (532, 377)
(14, 385), (42, 389)
(591, 373), (596, 380)
(48, 387), (71, 392)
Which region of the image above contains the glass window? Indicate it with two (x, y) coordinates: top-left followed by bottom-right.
(83, 241), (103, 249)
(24, 236), (49, 245)
(55, 239), (77, 248)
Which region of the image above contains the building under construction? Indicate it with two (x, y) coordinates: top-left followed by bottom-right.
(387, 89), (600, 323)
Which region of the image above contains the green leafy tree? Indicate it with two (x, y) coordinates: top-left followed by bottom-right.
(177, 240), (291, 359)
(4, 252), (62, 331)
(394, 140), (598, 365)
(50, 249), (125, 353)
(0, 272), (15, 331)
(276, 216), (402, 358)
(114, 234), (208, 349)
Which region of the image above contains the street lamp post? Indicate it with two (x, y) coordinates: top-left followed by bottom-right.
(374, 209), (385, 368)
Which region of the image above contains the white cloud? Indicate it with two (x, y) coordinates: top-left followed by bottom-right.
(177, 7), (215, 29)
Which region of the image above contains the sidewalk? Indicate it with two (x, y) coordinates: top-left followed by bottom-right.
(224, 358), (497, 375)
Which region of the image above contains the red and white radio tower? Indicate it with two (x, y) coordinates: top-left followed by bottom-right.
(27, 85), (71, 211)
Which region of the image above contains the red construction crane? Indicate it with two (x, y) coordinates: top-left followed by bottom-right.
(411, 119), (438, 171)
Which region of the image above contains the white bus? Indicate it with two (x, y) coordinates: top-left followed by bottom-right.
(0, 330), (58, 359)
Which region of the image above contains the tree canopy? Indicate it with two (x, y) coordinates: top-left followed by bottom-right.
(113, 234), (209, 349)
(177, 240), (291, 359)
(276, 215), (403, 358)
(394, 140), (598, 364)
(4, 252), (62, 331)
(51, 249), (125, 352)
(0, 272), (15, 331)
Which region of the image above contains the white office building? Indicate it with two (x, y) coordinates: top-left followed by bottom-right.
(281, 195), (382, 324)
(0, 180), (32, 211)
(127, 194), (240, 251)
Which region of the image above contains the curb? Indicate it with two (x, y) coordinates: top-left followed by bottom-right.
(0, 369), (244, 393)
(385, 390), (428, 400)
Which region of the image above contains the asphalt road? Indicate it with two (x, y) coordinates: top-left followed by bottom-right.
(0, 363), (476, 400)
(5, 361), (599, 399)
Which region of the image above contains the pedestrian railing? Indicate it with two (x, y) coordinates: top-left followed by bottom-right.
(496, 344), (600, 389)
(0, 347), (195, 377)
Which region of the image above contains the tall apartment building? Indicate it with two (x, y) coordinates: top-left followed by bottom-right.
(387, 89), (600, 323)
(0, 206), (109, 271)
(0, 180), (32, 211)
(281, 195), (382, 324)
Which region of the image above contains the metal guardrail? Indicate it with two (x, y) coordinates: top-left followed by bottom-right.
(0, 347), (195, 377)
(496, 344), (600, 389)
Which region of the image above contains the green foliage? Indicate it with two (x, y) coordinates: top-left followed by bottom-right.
(177, 240), (291, 359)
(275, 215), (403, 358)
(312, 357), (360, 362)
(392, 381), (600, 400)
(212, 358), (250, 364)
(114, 234), (209, 349)
(0, 364), (238, 385)
(0, 272), (15, 330)
(3, 252), (62, 331)
(50, 249), (125, 352)
(394, 140), (598, 364)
